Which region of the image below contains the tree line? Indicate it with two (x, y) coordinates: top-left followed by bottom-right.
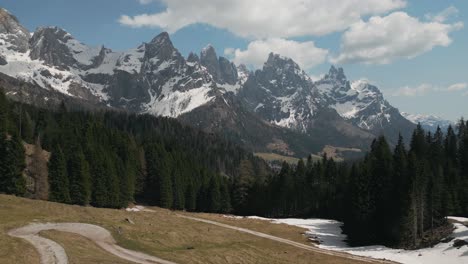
(0, 88), (268, 213)
(1, 87), (467, 248)
(242, 122), (468, 248)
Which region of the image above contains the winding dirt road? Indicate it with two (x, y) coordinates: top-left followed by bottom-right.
(8, 223), (176, 264)
(8, 215), (397, 264)
(177, 214), (397, 264)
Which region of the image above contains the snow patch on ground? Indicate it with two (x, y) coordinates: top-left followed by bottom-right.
(248, 216), (468, 264)
(125, 206), (146, 212)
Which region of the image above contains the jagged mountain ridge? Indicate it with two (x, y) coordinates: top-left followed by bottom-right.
(316, 67), (415, 142)
(0, 7), (415, 156)
(402, 112), (454, 132)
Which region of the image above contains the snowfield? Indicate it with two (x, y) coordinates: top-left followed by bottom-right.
(243, 216), (468, 264)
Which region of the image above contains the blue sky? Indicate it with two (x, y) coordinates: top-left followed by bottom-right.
(2, 0), (467, 121)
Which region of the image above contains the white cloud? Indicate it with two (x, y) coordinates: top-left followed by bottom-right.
(392, 84), (434, 97)
(392, 83), (468, 97)
(426, 6), (459, 23)
(226, 38), (328, 70)
(445, 83), (467, 92)
(332, 11), (463, 64)
(309, 74), (325, 82)
(137, 0), (156, 4)
(120, 0), (406, 38)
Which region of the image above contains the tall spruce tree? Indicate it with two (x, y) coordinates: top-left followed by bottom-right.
(48, 145), (71, 203)
(0, 134), (26, 196)
(68, 147), (91, 205)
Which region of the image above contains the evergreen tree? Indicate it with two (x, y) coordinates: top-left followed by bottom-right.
(68, 147), (91, 205)
(21, 111), (34, 143)
(0, 88), (9, 136)
(31, 138), (49, 200)
(0, 134), (26, 196)
(172, 166), (185, 210)
(185, 181), (197, 211)
(220, 178), (231, 213)
(48, 145), (71, 203)
(208, 176), (221, 212)
(232, 160), (255, 213)
(159, 155), (173, 209)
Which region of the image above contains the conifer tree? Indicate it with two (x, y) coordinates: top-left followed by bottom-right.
(220, 179), (231, 213)
(68, 147), (91, 205)
(0, 134), (26, 196)
(0, 88), (9, 135)
(172, 167), (185, 210)
(208, 176), (221, 212)
(185, 181), (197, 211)
(159, 155), (173, 209)
(48, 145), (71, 203)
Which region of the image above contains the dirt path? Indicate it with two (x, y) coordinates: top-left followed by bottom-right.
(177, 214), (397, 264)
(8, 223), (176, 264)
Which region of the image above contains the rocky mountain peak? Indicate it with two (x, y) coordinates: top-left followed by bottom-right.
(200, 44), (221, 80)
(144, 32), (183, 65)
(261, 53), (310, 85)
(325, 66), (347, 84)
(265, 53), (296, 68)
(236, 64), (250, 80)
(199, 44), (239, 85)
(34, 26), (71, 41)
(201, 44), (217, 59)
(402, 112), (453, 132)
(187, 52), (200, 64)
(29, 26), (101, 70)
(351, 79), (382, 98)
(149, 31), (171, 46)
(0, 8), (30, 52)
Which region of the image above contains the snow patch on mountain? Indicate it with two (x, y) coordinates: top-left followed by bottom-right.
(402, 112), (454, 132)
(144, 84), (215, 118)
(63, 37), (101, 66)
(316, 72), (401, 132)
(0, 32), (108, 100)
(86, 50), (120, 75)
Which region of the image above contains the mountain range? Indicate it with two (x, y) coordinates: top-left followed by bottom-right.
(0, 7), (420, 157)
(402, 112), (454, 133)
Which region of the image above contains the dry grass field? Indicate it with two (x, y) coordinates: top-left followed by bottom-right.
(0, 194), (372, 264)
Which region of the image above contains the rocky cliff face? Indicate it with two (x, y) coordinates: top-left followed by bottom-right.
(0, 8), (419, 156)
(29, 27), (102, 70)
(240, 53), (318, 132)
(0, 8), (29, 53)
(316, 67), (415, 142)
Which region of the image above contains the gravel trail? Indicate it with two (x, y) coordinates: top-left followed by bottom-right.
(8, 223), (177, 264)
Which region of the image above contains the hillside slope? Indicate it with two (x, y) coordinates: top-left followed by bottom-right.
(0, 194), (378, 264)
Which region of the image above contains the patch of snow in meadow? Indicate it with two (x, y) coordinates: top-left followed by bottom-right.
(245, 216), (468, 264)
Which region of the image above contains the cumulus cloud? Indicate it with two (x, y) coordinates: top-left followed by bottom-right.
(445, 83), (467, 92)
(120, 0), (406, 38)
(225, 38), (329, 70)
(426, 6), (459, 23)
(331, 12), (463, 64)
(392, 83), (467, 97)
(392, 84), (434, 97)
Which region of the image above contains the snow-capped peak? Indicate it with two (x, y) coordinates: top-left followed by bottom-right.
(201, 44), (216, 57)
(402, 112), (453, 132)
(0, 8), (30, 52)
(149, 32), (171, 46)
(324, 66), (347, 84)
